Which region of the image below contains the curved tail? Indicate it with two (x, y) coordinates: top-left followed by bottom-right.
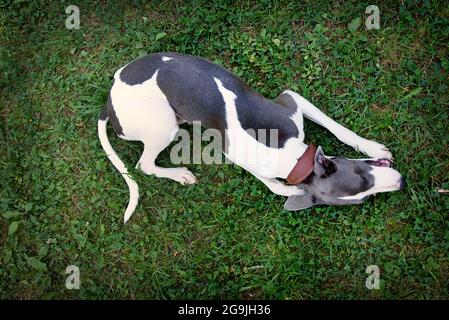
(98, 109), (139, 223)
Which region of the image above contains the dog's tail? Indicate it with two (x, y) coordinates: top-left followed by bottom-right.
(98, 107), (139, 223)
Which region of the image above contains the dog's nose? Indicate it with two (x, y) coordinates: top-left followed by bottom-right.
(399, 177), (407, 190)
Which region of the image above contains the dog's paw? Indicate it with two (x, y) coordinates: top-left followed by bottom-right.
(277, 185), (306, 197)
(358, 140), (393, 160)
(171, 167), (197, 185)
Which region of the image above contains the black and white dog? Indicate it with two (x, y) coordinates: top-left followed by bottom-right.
(98, 52), (404, 222)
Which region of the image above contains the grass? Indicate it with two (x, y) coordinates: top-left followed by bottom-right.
(0, 0), (448, 299)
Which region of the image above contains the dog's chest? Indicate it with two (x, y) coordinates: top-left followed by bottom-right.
(213, 78), (305, 178)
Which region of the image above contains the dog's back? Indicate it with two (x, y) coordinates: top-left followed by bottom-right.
(115, 52), (298, 141)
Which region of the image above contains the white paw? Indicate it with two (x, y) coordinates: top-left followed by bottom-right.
(288, 187), (306, 197)
(357, 139), (393, 160)
(275, 185), (306, 197)
(171, 167), (197, 185)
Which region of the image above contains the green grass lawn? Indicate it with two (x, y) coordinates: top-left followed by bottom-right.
(1, 0), (448, 299)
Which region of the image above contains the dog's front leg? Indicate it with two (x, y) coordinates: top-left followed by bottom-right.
(252, 173), (305, 197)
(282, 90), (392, 159)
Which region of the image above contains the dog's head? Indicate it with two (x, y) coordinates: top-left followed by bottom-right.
(284, 146), (404, 210)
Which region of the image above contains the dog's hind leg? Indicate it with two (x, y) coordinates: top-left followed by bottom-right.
(137, 143), (197, 185)
(282, 90), (392, 160)
(130, 99), (196, 185)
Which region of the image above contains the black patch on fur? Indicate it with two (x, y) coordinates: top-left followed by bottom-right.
(156, 53), (227, 138)
(118, 52), (299, 148)
(105, 91), (123, 136)
(235, 92), (299, 147)
(274, 92), (299, 112)
(99, 106), (108, 120)
(120, 55), (165, 85)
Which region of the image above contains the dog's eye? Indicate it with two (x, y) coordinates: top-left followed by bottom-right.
(360, 176), (368, 188)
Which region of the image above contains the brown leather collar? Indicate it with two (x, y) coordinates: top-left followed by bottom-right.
(286, 144), (317, 185)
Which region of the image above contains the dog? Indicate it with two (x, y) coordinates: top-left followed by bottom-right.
(98, 52), (405, 223)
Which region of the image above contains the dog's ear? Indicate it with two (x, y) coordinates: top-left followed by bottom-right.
(313, 146), (336, 177)
(284, 193), (319, 211)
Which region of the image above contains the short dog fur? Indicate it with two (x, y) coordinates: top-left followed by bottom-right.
(98, 52), (404, 222)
